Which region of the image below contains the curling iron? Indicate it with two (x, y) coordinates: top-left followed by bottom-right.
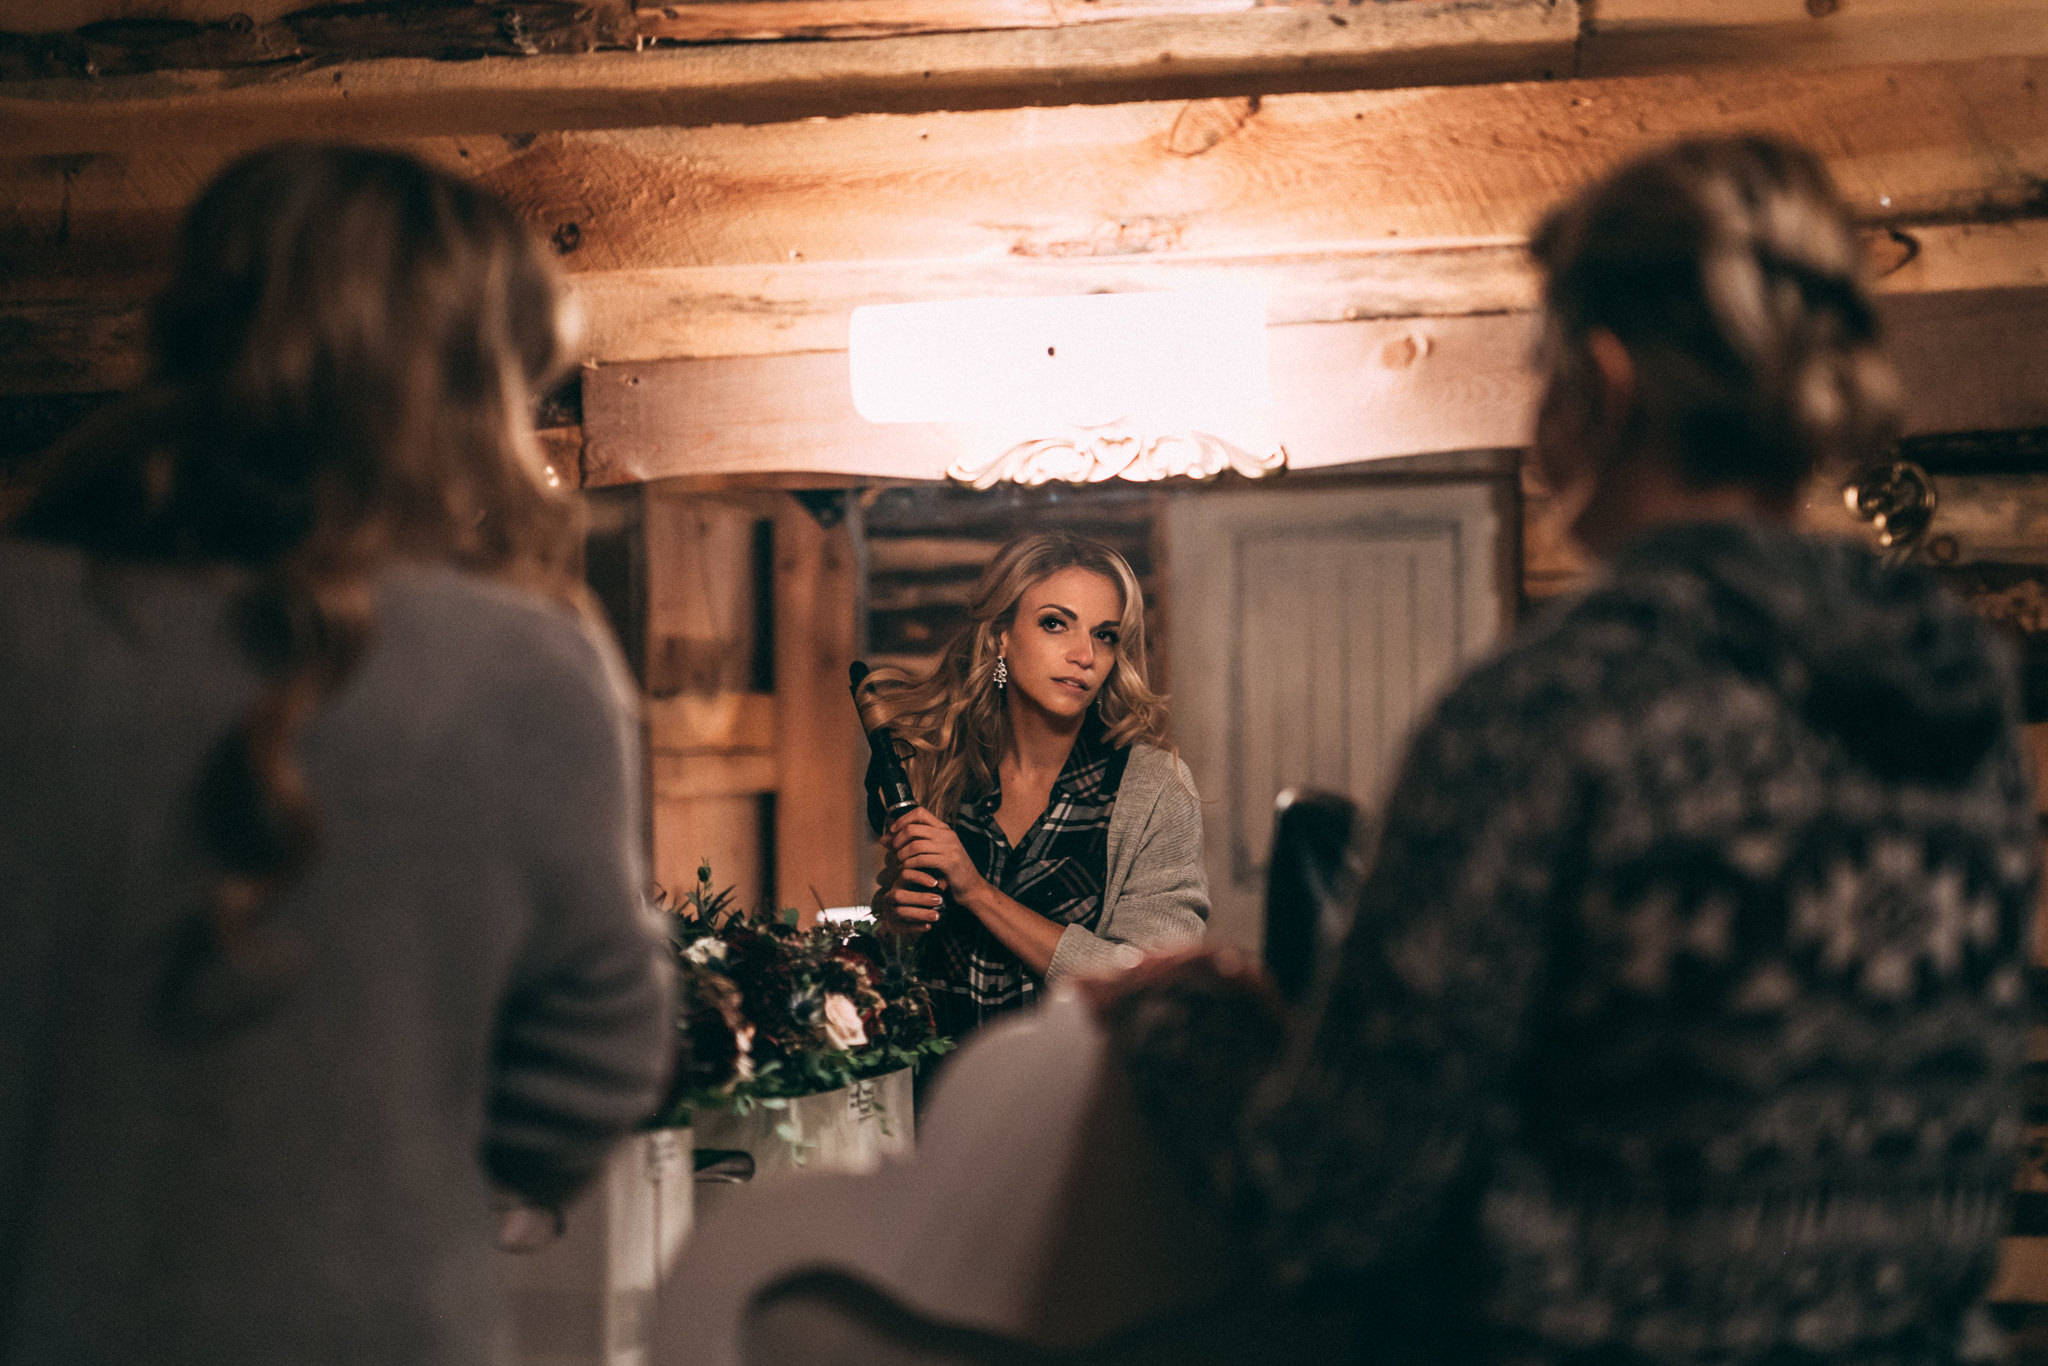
(848, 661), (918, 832)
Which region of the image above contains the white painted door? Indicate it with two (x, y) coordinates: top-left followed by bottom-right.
(1165, 478), (1511, 952)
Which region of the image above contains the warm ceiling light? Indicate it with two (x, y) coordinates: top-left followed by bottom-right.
(848, 289), (1284, 486)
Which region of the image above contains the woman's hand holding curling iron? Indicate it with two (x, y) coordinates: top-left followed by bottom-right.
(873, 857), (940, 937)
(873, 807), (985, 937)
(888, 809), (986, 897)
(872, 808), (1063, 975)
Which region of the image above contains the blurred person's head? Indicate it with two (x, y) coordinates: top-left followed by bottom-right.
(1529, 135), (1901, 555)
(20, 142), (577, 585)
(12, 145), (579, 1032)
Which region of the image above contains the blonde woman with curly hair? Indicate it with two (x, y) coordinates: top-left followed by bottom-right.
(858, 531), (1206, 1042)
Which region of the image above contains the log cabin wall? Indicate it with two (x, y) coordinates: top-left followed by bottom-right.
(4, 0), (2048, 1333)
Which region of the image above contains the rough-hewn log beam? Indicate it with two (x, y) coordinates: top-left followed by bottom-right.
(633, 0), (1253, 44)
(501, 62), (2048, 276)
(567, 217), (2048, 362)
(578, 286), (2048, 486)
(2, 0), (1540, 77)
(0, 2), (399, 32)
(569, 241), (1542, 364)
(8, 216), (2045, 394)
(1580, 0), (2048, 79)
(0, 0), (1577, 156)
(6, 59), (2045, 397)
(6, 0), (2046, 158)
(571, 314), (1519, 483)
(5, 60), (2043, 295)
(0, 2), (636, 80)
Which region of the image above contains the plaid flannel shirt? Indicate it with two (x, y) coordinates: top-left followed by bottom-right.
(919, 717), (1131, 1042)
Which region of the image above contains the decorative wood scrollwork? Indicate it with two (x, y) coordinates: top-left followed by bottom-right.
(946, 422), (1286, 489)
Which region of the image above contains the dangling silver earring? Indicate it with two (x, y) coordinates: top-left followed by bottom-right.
(992, 654), (1008, 691)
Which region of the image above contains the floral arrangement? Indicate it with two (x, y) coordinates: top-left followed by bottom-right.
(652, 865), (954, 1126)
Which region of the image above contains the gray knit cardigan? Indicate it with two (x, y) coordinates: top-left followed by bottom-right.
(1044, 742), (1209, 982)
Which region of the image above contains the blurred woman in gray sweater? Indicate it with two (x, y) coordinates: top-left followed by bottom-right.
(0, 145), (671, 1365)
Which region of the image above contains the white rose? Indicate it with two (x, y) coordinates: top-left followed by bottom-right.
(685, 938), (728, 965)
(821, 993), (868, 1050)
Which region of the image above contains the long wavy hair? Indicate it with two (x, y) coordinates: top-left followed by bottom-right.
(857, 532), (1169, 823)
(1530, 135), (1902, 500)
(13, 144), (579, 1035)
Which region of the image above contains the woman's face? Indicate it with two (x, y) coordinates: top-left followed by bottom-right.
(999, 566), (1125, 725)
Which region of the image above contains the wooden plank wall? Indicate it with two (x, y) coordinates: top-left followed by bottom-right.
(641, 489), (776, 907)
(633, 487), (864, 919)
(1991, 725), (2048, 1337)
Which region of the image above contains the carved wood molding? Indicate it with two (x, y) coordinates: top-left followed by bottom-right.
(945, 422), (1285, 488)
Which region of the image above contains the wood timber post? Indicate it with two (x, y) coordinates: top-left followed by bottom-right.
(773, 494), (864, 924)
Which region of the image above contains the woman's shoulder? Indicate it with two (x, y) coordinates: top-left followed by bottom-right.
(371, 563), (638, 723)
(1118, 743), (1201, 817)
(378, 560), (578, 631)
(380, 563), (613, 667)
(1123, 741), (1187, 781)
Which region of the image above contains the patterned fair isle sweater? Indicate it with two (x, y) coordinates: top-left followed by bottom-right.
(1243, 521), (2041, 1366)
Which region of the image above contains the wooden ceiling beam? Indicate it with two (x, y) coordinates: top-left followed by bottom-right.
(634, 0), (1259, 44)
(6, 58), (2043, 295)
(566, 217), (2048, 363)
(578, 286), (2048, 487)
(4, 56), (2044, 395)
(5, 0), (2048, 159)
(0, 1), (406, 32)
(13, 216), (2046, 396)
(0, 1), (1576, 157)
(1580, 0), (2048, 79)
(226, 60), (2048, 273)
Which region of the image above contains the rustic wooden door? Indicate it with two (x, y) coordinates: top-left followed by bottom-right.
(1164, 476), (1513, 952)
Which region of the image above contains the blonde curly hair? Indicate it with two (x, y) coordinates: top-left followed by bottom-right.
(856, 532), (1169, 822)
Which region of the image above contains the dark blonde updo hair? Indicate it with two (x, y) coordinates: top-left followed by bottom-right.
(1531, 135), (1902, 501)
(858, 532), (1169, 822)
(17, 144), (578, 1033)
